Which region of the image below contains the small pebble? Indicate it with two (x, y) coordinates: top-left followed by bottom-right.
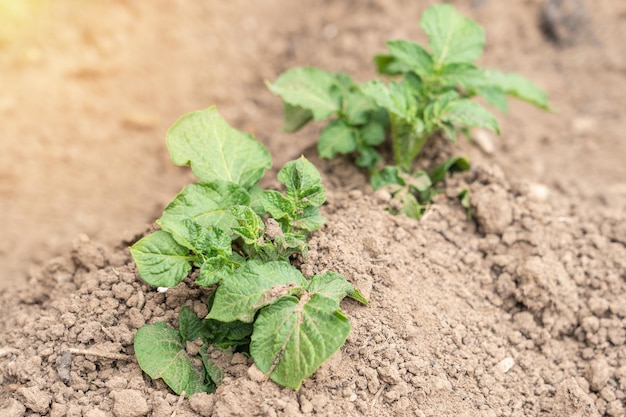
(247, 364), (266, 382)
(494, 357), (515, 373)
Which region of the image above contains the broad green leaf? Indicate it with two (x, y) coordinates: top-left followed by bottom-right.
(485, 70), (549, 110)
(331, 73), (377, 125)
(355, 145), (382, 170)
(274, 232), (308, 255)
(170, 220), (231, 257)
(130, 231), (193, 288)
(250, 294), (351, 390)
(318, 119), (358, 159)
(361, 80), (395, 114)
(282, 102), (313, 133)
(401, 192), (422, 219)
(407, 170), (432, 194)
(166, 107), (272, 188)
(360, 118), (387, 146)
(438, 62), (484, 88)
(178, 306), (204, 343)
(134, 322), (210, 397)
(207, 261), (307, 323)
(429, 156), (471, 185)
(158, 181), (249, 244)
(203, 318), (253, 350)
(440, 99), (500, 134)
(198, 345), (223, 386)
(278, 157), (326, 207)
(475, 87), (509, 113)
(196, 257), (235, 287)
(386, 40), (433, 77)
(260, 190), (295, 220)
(341, 85), (378, 126)
(361, 80), (417, 120)
(373, 54), (410, 76)
(293, 206), (327, 232)
(420, 4), (484, 67)
(370, 166), (406, 191)
(200, 226), (232, 256)
(307, 272), (360, 304)
(267, 67), (341, 120)
(248, 184), (267, 215)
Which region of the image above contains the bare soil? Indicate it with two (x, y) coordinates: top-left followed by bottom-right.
(1, 0), (625, 416)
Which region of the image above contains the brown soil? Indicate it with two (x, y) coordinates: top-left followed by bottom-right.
(1, 0), (625, 416)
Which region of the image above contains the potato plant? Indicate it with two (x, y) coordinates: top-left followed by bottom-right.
(130, 107), (367, 395)
(268, 4), (549, 218)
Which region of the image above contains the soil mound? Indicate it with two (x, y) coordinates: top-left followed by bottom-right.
(1, 159), (624, 417)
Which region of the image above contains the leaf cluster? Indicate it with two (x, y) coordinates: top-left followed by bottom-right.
(267, 4), (549, 218)
(131, 107), (367, 394)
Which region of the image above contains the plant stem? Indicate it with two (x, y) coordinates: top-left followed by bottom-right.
(391, 115), (430, 171)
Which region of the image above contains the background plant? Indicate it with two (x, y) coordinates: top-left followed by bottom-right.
(268, 3), (549, 218)
(130, 107), (367, 395)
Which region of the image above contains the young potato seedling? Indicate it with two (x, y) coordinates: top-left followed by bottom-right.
(268, 4), (549, 218)
(131, 107), (367, 395)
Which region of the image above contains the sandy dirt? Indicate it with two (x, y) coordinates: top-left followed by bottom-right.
(1, 0), (625, 416)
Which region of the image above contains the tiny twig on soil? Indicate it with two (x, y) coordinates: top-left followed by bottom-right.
(67, 348), (131, 361)
(370, 383), (388, 410)
(438, 229), (463, 249)
(100, 324), (117, 342)
(0, 347), (19, 357)
(170, 391), (186, 417)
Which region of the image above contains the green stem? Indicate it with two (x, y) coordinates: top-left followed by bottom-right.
(391, 115), (430, 172)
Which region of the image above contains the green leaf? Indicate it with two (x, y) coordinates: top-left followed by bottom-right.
(485, 70), (550, 110)
(307, 272), (364, 305)
(267, 67), (341, 120)
(260, 190), (295, 220)
(248, 184), (267, 215)
(278, 157), (326, 208)
(134, 322), (210, 396)
(401, 192), (422, 219)
(361, 80), (395, 114)
(282, 102), (313, 133)
(293, 206), (327, 232)
(166, 107), (272, 188)
(250, 294), (351, 390)
(407, 170), (432, 194)
(273, 232), (308, 256)
(198, 345), (224, 387)
(457, 188), (472, 220)
(429, 156), (471, 185)
(130, 231), (193, 288)
(420, 4), (484, 67)
(360, 118), (387, 146)
(370, 165), (406, 191)
(439, 99), (500, 134)
(178, 306), (204, 343)
(438, 62), (484, 88)
(475, 86), (509, 113)
(157, 181), (250, 244)
(196, 257), (235, 287)
(318, 119), (358, 159)
(386, 40), (433, 77)
(355, 146), (382, 170)
(230, 205), (265, 244)
(169, 220), (232, 258)
(341, 84), (378, 125)
(374, 54), (410, 76)
(207, 261), (307, 323)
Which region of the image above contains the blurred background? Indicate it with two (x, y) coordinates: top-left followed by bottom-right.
(1, 0), (624, 288)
